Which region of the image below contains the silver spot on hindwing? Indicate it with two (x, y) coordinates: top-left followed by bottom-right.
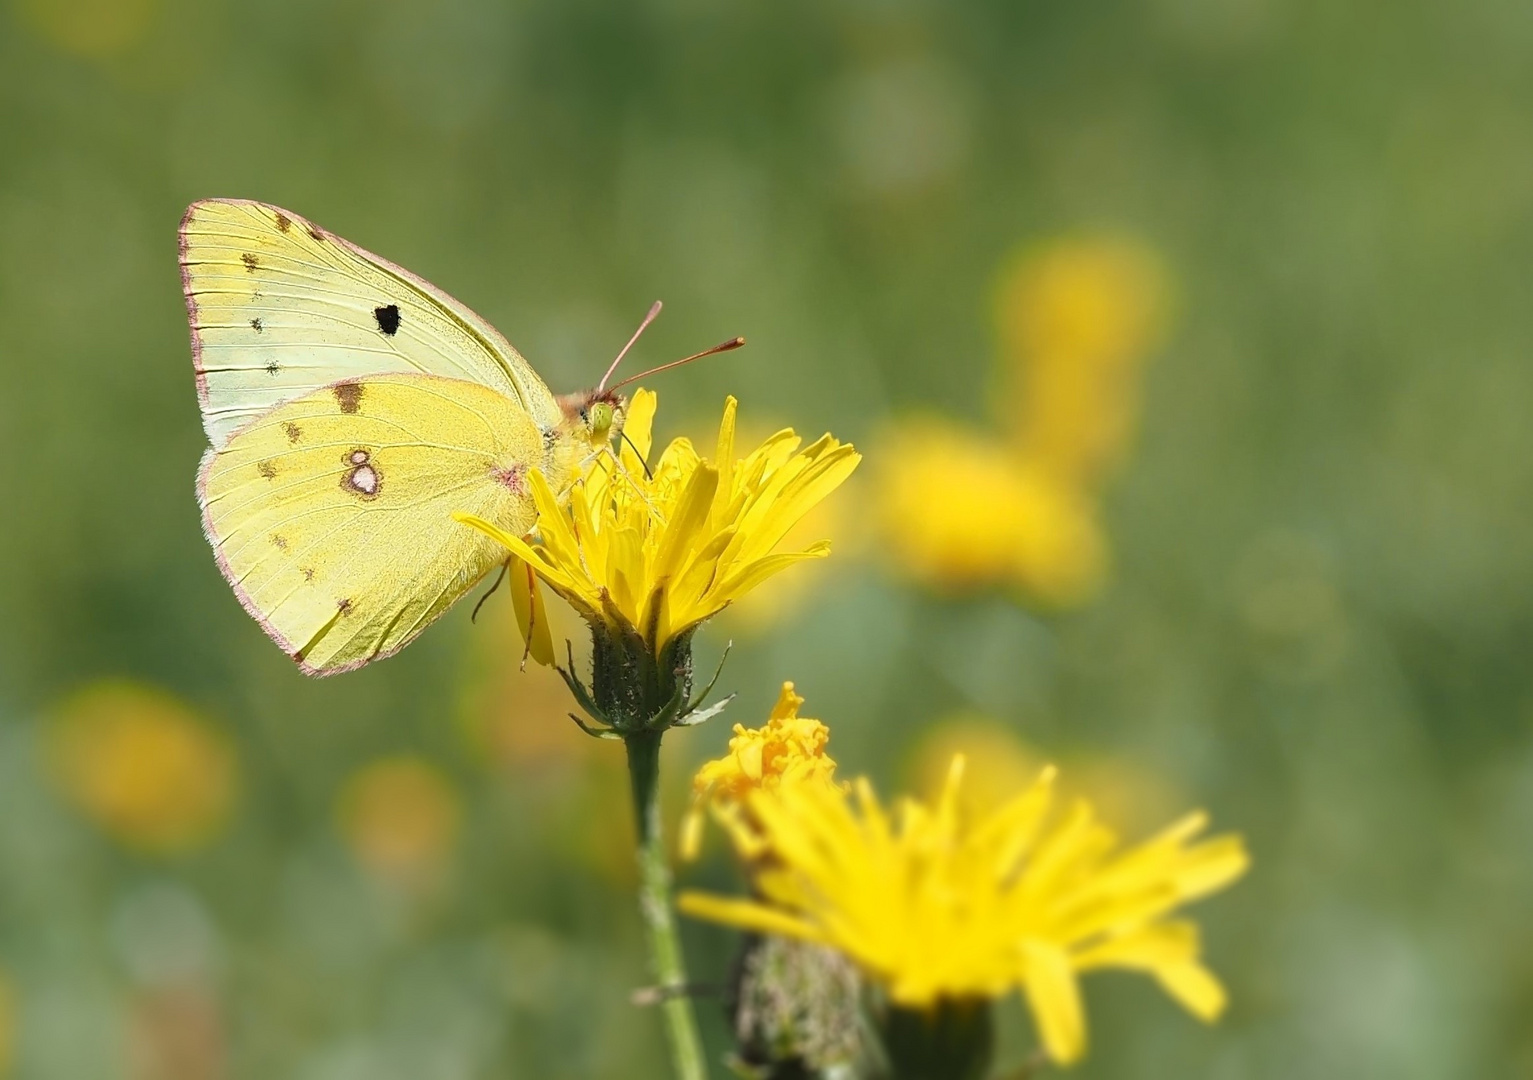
(341, 448), (381, 500)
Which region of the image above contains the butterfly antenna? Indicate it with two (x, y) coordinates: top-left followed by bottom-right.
(598, 300), (664, 392)
(608, 336), (746, 393)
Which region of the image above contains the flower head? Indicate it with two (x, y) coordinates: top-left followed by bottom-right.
(681, 682), (838, 859)
(460, 390), (860, 660)
(680, 755), (1248, 1065)
(873, 417), (1105, 605)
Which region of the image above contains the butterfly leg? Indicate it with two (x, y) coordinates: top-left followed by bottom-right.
(471, 560), (510, 623)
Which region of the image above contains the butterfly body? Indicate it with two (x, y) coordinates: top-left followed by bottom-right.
(181, 199), (626, 674)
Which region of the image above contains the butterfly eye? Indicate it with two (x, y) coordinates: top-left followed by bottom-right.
(590, 402), (614, 440)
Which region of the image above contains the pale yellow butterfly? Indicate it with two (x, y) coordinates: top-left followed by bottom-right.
(181, 199), (739, 675)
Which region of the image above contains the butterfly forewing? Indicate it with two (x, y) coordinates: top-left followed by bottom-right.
(180, 199), (562, 447)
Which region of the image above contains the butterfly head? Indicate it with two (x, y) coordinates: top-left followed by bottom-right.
(559, 388), (628, 452)
(555, 301), (744, 466)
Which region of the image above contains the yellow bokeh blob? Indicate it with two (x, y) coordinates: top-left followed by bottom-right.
(17, 0), (161, 59)
(994, 237), (1172, 487)
(337, 756), (461, 882)
(873, 417), (1106, 605)
(48, 680), (237, 855)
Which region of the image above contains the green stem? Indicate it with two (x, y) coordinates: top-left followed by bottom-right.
(625, 728), (708, 1080)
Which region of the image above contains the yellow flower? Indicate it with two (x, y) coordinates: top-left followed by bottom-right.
(680, 756), (1248, 1065)
(47, 681), (237, 855)
(994, 237), (1170, 488)
(338, 756), (461, 882)
(460, 390), (861, 660)
(873, 417), (1106, 605)
(680, 682), (838, 859)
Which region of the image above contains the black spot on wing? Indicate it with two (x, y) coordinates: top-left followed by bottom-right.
(274, 211), (292, 233)
(374, 304), (401, 336)
(284, 422), (303, 444)
(265, 361), (280, 376)
(241, 253), (259, 272)
(257, 460), (277, 480)
(250, 317), (264, 333)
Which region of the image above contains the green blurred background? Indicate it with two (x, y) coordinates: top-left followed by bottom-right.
(4, 0), (1533, 1076)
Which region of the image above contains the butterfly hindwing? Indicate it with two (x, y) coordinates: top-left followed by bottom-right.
(199, 373), (544, 675)
(180, 199), (562, 447)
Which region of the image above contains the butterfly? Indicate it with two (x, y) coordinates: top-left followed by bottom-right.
(181, 199), (739, 675)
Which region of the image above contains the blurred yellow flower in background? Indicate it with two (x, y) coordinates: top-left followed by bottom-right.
(47, 681), (237, 855)
(681, 682), (838, 860)
(871, 234), (1169, 607)
(873, 418), (1106, 605)
(461, 390), (861, 660)
(996, 236), (1171, 488)
(338, 756), (461, 883)
(17, 0), (161, 59)
(681, 754), (1247, 1066)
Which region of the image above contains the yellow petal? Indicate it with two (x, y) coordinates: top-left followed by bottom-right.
(508, 557), (554, 667)
(712, 546), (831, 605)
(712, 396), (738, 523)
(769, 682), (805, 720)
(677, 892), (826, 944)
(728, 443), (861, 567)
(1156, 961), (1228, 1022)
(679, 803), (706, 862)
(624, 388), (657, 461)
(667, 529), (738, 627)
(739, 740), (763, 781)
(526, 471), (586, 580)
(1173, 835), (1252, 900)
(1022, 940), (1087, 1064)
(1072, 921), (1198, 971)
(454, 513), (562, 583)
(644, 465), (720, 636)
